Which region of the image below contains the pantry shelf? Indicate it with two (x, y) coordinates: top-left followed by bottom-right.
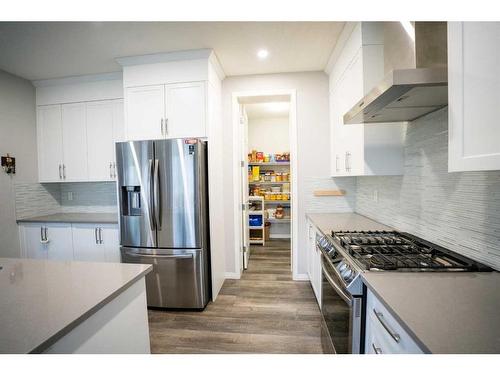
(266, 218), (291, 223)
(248, 181), (289, 185)
(248, 162), (290, 166)
(264, 200), (291, 205)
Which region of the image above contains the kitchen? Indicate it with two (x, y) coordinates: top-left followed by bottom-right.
(1, 2), (500, 372)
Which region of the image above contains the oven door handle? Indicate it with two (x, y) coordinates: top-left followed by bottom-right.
(323, 267), (352, 304)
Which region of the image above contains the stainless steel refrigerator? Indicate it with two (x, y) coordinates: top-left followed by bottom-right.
(116, 138), (210, 309)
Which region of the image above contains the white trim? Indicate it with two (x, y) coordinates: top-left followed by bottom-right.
(224, 272), (241, 280)
(208, 51), (226, 81)
(116, 49), (213, 66)
(294, 273), (309, 281)
(32, 72), (122, 87)
(231, 89), (299, 280)
(325, 22), (357, 74)
(269, 234), (292, 239)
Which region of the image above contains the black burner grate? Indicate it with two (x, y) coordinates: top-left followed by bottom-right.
(331, 231), (492, 271)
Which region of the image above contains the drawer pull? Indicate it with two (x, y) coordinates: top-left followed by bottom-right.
(373, 308), (401, 343)
(372, 343), (382, 354)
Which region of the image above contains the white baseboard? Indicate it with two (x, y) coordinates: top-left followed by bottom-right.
(269, 234), (292, 239)
(293, 273), (309, 281)
(224, 272), (241, 279)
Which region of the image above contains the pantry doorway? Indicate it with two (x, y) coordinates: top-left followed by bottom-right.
(232, 90), (298, 279)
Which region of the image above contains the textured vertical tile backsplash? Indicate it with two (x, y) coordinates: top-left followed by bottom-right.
(15, 182), (118, 218)
(356, 108), (500, 270)
(60, 182), (117, 213)
(14, 183), (61, 219)
(304, 176), (356, 213)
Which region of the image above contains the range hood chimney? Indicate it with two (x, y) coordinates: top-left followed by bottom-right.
(344, 22), (448, 124)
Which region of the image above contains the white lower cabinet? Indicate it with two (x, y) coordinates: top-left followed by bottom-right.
(20, 223), (73, 261)
(20, 222), (120, 263)
(365, 288), (423, 354)
(307, 219), (322, 307)
(72, 224), (120, 263)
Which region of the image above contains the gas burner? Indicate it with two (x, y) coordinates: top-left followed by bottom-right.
(331, 230), (492, 272)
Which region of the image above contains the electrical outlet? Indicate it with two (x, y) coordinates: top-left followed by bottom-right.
(67, 192), (73, 201)
(373, 189), (378, 203)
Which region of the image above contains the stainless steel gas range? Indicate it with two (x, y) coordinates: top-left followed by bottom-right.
(316, 230), (492, 354)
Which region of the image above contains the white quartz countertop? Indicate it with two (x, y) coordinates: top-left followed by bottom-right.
(306, 212), (393, 235)
(17, 212), (119, 224)
(362, 272), (500, 353)
(0, 258), (152, 353)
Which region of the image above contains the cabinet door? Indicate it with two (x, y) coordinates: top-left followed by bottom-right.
(125, 85), (165, 141)
(21, 223), (48, 259)
(86, 101), (115, 181)
(37, 105), (63, 182)
(61, 103), (88, 181)
(112, 100), (125, 144)
(44, 223), (74, 261)
(330, 86), (346, 176)
(72, 224), (106, 262)
(341, 51), (365, 176)
(165, 82), (206, 138)
(449, 22), (500, 172)
(102, 225), (120, 263)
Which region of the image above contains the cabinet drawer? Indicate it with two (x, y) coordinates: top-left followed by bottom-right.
(366, 290), (424, 354)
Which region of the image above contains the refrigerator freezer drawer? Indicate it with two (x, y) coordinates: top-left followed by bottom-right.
(121, 247), (210, 309)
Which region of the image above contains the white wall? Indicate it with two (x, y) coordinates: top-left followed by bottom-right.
(0, 69), (37, 258)
(247, 116), (290, 154)
(222, 72), (333, 277)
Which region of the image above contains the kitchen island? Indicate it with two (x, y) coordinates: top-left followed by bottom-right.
(0, 257), (152, 353)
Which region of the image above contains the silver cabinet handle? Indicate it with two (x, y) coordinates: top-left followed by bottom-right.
(160, 118), (164, 136)
(99, 228), (103, 244)
(41, 227), (49, 244)
(165, 118), (168, 135)
(345, 151), (351, 172)
(372, 343), (382, 354)
(113, 162), (117, 179)
(335, 155), (340, 172)
(63, 164), (66, 179)
(373, 308), (401, 343)
(59, 164), (62, 179)
(109, 162), (113, 179)
(94, 228), (99, 244)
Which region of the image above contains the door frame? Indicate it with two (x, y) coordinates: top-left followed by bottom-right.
(231, 89), (299, 279)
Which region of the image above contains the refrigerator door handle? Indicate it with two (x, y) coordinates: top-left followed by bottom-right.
(153, 159), (161, 230)
(148, 159), (156, 230)
(124, 251), (193, 259)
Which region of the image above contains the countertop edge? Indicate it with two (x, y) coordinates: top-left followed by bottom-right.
(16, 215), (119, 225)
(361, 274), (432, 354)
(28, 264), (152, 354)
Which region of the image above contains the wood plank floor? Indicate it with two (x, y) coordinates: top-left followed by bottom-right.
(148, 239), (324, 353)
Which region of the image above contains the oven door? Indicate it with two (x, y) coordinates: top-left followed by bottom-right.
(320, 255), (362, 354)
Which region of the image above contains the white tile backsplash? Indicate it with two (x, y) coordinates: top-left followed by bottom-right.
(356, 108), (500, 270)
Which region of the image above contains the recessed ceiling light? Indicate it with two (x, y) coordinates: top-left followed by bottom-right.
(257, 49), (269, 59)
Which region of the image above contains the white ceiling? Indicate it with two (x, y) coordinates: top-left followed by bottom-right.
(245, 102), (290, 119)
(0, 22), (344, 81)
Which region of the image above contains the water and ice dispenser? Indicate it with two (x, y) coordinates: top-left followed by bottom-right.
(121, 186), (142, 216)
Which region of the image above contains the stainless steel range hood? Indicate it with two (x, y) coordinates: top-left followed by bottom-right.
(344, 22), (448, 124)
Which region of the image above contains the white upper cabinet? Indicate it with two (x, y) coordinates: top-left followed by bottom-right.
(61, 103), (88, 181)
(328, 23), (405, 177)
(125, 85), (165, 141)
(37, 105), (63, 182)
(165, 82), (206, 138)
(124, 82), (207, 140)
(86, 100), (124, 181)
(118, 51), (222, 142)
(35, 74), (124, 183)
(448, 22), (500, 172)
